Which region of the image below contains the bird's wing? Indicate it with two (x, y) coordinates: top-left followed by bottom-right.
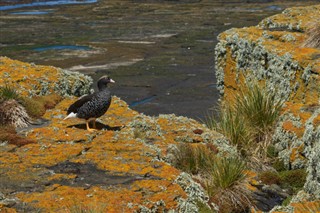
(67, 94), (95, 114)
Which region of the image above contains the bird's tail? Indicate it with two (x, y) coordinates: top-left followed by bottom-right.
(64, 112), (77, 120)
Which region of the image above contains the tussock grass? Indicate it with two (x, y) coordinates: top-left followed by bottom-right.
(0, 84), (62, 119)
(204, 157), (254, 212)
(205, 82), (282, 161)
(173, 143), (216, 175)
(0, 84), (20, 102)
(172, 143), (254, 212)
(235, 84), (282, 139)
(205, 157), (247, 190)
(204, 105), (253, 150)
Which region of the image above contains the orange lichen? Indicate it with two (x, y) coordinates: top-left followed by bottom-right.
(0, 57), (60, 96)
(0, 62), (197, 212)
(17, 185), (144, 212)
(0, 207), (17, 213)
(282, 121), (305, 137)
(313, 114), (320, 126)
(291, 200), (320, 212)
(289, 145), (305, 163)
(218, 5), (320, 107)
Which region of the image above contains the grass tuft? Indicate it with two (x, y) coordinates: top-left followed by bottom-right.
(0, 84), (62, 119)
(204, 82), (282, 161)
(204, 156), (253, 212)
(235, 84), (282, 140)
(204, 105), (253, 151)
(173, 143), (216, 175)
(172, 143), (254, 212)
(0, 84), (20, 102)
(204, 157), (247, 191)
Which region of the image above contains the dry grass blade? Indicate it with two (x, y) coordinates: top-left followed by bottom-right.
(302, 23), (320, 49)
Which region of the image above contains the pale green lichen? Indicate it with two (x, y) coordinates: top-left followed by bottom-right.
(214, 40), (227, 96)
(54, 69), (93, 97)
(174, 172), (212, 213)
(128, 114), (163, 138)
(270, 204), (294, 213)
(136, 200), (167, 213)
(281, 34), (296, 42)
(303, 109), (320, 199)
(201, 132), (238, 157)
(215, 31), (301, 103)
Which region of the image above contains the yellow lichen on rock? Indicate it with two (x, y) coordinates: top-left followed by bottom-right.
(1, 58), (221, 212)
(215, 4), (320, 211)
(0, 57), (59, 96)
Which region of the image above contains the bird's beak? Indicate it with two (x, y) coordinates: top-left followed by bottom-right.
(110, 79), (115, 83)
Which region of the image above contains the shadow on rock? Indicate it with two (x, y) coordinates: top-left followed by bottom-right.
(67, 121), (123, 131)
(47, 161), (161, 188)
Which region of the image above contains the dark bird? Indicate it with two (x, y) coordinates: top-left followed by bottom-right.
(64, 75), (115, 131)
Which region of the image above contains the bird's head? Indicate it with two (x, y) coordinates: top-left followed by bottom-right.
(97, 75), (115, 90)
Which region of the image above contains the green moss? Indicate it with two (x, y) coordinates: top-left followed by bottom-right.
(21, 93), (62, 118)
(21, 97), (46, 118)
(267, 145), (277, 158)
(196, 200), (214, 213)
(259, 169), (307, 194)
(279, 169), (307, 191)
(281, 196), (292, 206)
(272, 158), (287, 172)
(259, 171), (281, 185)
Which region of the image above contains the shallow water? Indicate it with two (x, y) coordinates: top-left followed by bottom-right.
(0, 0), (318, 120)
(0, 0), (97, 11)
(10, 10), (52, 15)
(33, 45), (91, 51)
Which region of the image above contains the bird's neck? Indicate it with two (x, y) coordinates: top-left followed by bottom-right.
(98, 84), (108, 91)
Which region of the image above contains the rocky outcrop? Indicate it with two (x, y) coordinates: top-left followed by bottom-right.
(0, 57), (92, 97)
(215, 4), (320, 211)
(0, 57), (237, 212)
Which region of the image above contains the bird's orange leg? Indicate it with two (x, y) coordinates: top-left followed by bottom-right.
(86, 120), (96, 132)
(92, 119), (96, 129)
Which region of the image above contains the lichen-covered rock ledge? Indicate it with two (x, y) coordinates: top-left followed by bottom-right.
(215, 4), (320, 212)
(0, 57), (236, 212)
(0, 56), (93, 97)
